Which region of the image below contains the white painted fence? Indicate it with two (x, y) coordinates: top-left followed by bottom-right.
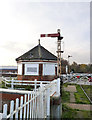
(0, 78), (60, 119)
(1, 76), (51, 90)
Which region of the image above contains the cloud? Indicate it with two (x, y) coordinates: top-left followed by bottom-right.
(0, 1), (90, 65)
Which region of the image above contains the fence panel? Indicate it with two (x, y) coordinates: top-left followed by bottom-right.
(1, 79), (60, 119)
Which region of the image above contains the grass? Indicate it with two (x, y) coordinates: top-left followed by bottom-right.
(81, 85), (92, 99)
(0, 81), (34, 91)
(63, 83), (69, 87)
(62, 89), (70, 103)
(62, 103), (91, 119)
(62, 104), (77, 119)
(61, 83), (91, 119)
(0, 81), (8, 88)
(74, 85), (90, 104)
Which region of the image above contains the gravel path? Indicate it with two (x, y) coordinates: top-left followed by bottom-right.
(63, 85), (92, 111)
(64, 85), (77, 103)
(65, 103), (92, 111)
(64, 85), (77, 92)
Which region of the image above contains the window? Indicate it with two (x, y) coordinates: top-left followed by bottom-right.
(27, 67), (37, 73)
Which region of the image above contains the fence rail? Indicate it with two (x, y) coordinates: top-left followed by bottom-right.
(1, 76), (51, 89)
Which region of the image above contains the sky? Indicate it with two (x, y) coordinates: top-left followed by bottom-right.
(0, 0), (91, 66)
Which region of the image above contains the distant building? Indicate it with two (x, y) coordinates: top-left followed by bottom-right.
(0, 66), (17, 77)
(16, 41), (57, 81)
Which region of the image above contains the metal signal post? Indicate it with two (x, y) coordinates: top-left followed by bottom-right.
(40, 29), (63, 77)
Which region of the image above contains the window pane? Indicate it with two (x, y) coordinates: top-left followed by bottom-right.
(27, 67), (37, 72)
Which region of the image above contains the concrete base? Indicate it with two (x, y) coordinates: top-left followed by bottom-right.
(50, 96), (62, 118)
(50, 96), (61, 105)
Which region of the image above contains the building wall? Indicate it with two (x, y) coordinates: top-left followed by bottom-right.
(17, 75), (57, 81)
(17, 62), (57, 81)
(17, 62), (57, 76)
(0, 66), (17, 74)
(18, 63), (22, 75)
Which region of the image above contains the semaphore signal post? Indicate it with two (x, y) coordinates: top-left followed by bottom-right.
(40, 29), (63, 77)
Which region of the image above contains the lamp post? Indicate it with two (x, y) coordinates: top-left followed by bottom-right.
(68, 55), (72, 74)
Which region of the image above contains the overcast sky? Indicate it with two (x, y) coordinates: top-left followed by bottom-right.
(0, 0), (91, 66)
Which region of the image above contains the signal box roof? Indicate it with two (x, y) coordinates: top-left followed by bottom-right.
(16, 43), (57, 61)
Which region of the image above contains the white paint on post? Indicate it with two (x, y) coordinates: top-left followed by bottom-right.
(66, 65), (68, 74)
(34, 91), (37, 118)
(11, 79), (14, 89)
(33, 93), (34, 118)
(37, 94), (40, 118)
(40, 85), (44, 118)
(46, 88), (50, 117)
(57, 78), (60, 96)
(32, 94), (34, 118)
(3, 104), (7, 119)
(35, 79), (37, 92)
(40, 81), (43, 118)
(20, 96), (23, 118)
(0, 113), (4, 120)
(40, 81), (43, 88)
(10, 100), (14, 119)
(30, 93), (32, 118)
(27, 94), (30, 118)
(24, 94), (27, 119)
(15, 98), (19, 118)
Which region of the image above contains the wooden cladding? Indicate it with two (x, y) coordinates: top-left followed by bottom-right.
(22, 64), (25, 75)
(39, 64), (43, 76)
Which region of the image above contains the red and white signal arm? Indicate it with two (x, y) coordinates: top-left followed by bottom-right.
(40, 33), (60, 38)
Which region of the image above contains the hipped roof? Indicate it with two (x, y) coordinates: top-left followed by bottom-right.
(16, 43), (57, 61)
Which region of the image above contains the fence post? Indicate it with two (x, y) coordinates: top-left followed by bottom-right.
(46, 88), (50, 118)
(24, 94), (27, 119)
(10, 100), (14, 119)
(0, 113), (6, 120)
(34, 79), (37, 92)
(11, 79), (14, 89)
(5, 78), (6, 88)
(57, 78), (60, 97)
(2, 104), (7, 120)
(20, 96), (23, 118)
(30, 93), (32, 118)
(27, 94), (30, 118)
(40, 82), (44, 118)
(15, 98), (19, 118)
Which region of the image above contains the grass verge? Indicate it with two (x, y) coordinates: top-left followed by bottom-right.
(81, 85), (92, 99)
(61, 87), (70, 103)
(62, 103), (91, 119)
(74, 85), (90, 104)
